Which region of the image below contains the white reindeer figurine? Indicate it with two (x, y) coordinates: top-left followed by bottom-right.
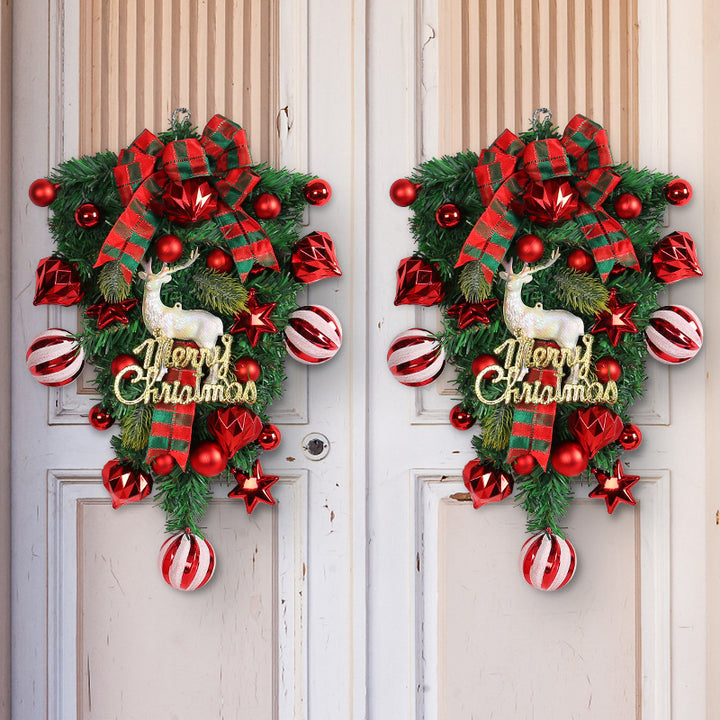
(138, 248), (224, 382)
(498, 248), (584, 380)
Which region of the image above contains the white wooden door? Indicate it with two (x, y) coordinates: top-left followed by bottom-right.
(10, 1), (366, 718)
(366, 1), (710, 719)
(11, 1), (717, 719)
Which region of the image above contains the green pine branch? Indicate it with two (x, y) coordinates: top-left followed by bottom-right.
(480, 404), (514, 450)
(459, 261), (492, 302)
(193, 267), (249, 315)
(120, 405), (154, 451)
(554, 266), (610, 315)
(99, 261), (131, 302)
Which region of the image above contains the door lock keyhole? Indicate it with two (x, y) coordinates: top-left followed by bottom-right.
(302, 432), (330, 461)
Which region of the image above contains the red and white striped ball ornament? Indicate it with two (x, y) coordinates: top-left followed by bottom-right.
(519, 531), (577, 592)
(387, 328), (446, 387)
(159, 531), (216, 591)
(26, 328), (84, 387)
(645, 304), (703, 365)
(283, 304), (342, 364)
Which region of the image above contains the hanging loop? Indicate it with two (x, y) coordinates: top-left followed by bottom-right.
(531, 107), (552, 137)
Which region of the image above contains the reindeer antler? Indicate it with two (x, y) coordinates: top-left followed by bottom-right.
(164, 247), (201, 276)
(528, 247), (561, 274)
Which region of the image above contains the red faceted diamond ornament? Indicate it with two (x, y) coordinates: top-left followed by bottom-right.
(462, 459), (513, 509)
(229, 460), (279, 513)
(394, 256), (445, 306)
(207, 406), (263, 459)
(162, 178), (218, 224)
(523, 179), (579, 225)
(291, 231), (343, 283)
(652, 231), (703, 284)
(33, 257), (84, 306)
(568, 406), (624, 459)
(102, 460), (153, 509)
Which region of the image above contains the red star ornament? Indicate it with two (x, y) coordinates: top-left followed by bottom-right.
(85, 298), (139, 329)
(228, 460), (279, 513)
(589, 460), (640, 514)
(229, 289), (277, 346)
(446, 298), (500, 329)
(590, 289), (638, 347)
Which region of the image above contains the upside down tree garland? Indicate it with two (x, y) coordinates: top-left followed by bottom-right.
(388, 111), (704, 591)
(27, 111), (343, 591)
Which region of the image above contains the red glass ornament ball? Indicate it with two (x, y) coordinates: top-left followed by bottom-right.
(619, 423), (642, 451)
(664, 178), (693, 206)
(304, 179), (332, 206)
(151, 453), (176, 475)
(75, 202), (102, 229)
(471, 354), (500, 380)
(515, 234), (545, 263)
(235, 356), (261, 383)
(595, 356), (622, 383)
(550, 440), (589, 477)
(206, 248), (234, 273)
(29, 178), (58, 207)
(449, 404), (475, 430)
(567, 248), (595, 273)
(512, 453), (537, 475)
(253, 193), (282, 219)
(258, 424), (281, 451)
(111, 353), (138, 377)
(614, 193), (643, 219)
(155, 234), (184, 263)
(389, 178), (419, 207)
(88, 404), (114, 430)
(190, 440), (228, 477)
(435, 203), (462, 229)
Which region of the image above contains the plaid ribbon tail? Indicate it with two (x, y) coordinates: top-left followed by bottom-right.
(216, 202), (279, 281)
(506, 363), (558, 471)
(455, 175), (528, 280)
(94, 175), (165, 283)
(575, 202), (640, 281)
(145, 363), (197, 471)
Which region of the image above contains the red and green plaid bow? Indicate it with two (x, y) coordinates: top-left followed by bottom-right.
(456, 114), (640, 283)
(94, 114), (279, 284)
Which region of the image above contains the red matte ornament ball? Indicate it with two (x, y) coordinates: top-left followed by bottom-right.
(567, 248), (595, 273)
(75, 202), (102, 229)
(664, 178), (693, 206)
(515, 234), (545, 263)
(595, 356), (622, 382)
(614, 193), (643, 219)
(435, 203), (462, 229)
(449, 404), (475, 430)
(111, 353), (138, 377)
(550, 440), (589, 477)
(304, 179), (332, 206)
(619, 423), (642, 451)
(472, 354), (500, 379)
(29, 178), (58, 207)
(189, 440), (227, 477)
(389, 178), (419, 207)
(89, 404), (114, 430)
(253, 193), (282, 219)
(206, 248), (234, 273)
(235, 356), (261, 383)
(151, 453), (176, 475)
(155, 234), (184, 263)
(258, 424), (281, 451)
(512, 453), (537, 475)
